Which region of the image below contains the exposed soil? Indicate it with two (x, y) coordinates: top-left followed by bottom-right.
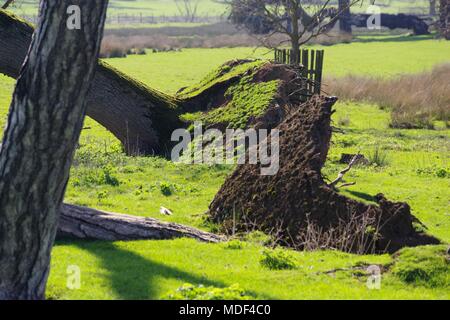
(208, 97), (440, 254)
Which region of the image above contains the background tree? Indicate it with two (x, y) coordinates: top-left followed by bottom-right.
(430, 0), (437, 15)
(0, 0), (108, 299)
(175, 0), (200, 22)
(441, 0), (450, 39)
(338, 0), (352, 34)
(224, 0), (359, 63)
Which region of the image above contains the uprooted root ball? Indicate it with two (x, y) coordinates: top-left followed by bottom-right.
(208, 97), (439, 254)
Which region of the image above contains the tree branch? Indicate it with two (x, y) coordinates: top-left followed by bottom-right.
(328, 152), (360, 189)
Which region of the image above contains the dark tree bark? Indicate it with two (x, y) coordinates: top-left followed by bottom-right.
(0, 0), (108, 300)
(0, 9), (183, 155)
(338, 0), (352, 34)
(441, 0), (450, 39)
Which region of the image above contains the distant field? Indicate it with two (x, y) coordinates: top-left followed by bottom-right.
(101, 37), (450, 94)
(10, 0), (433, 17)
(10, 0), (226, 16)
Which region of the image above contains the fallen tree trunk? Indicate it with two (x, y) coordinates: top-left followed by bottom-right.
(58, 204), (223, 242)
(0, 9), (183, 155)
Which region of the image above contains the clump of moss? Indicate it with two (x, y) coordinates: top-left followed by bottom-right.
(260, 248), (297, 270)
(390, 245), (449, 288)
(179, 60), (280, 129)
(164, 283), (252, 300)
(202, 75), (279, 129)
(177, 59), (266, 99)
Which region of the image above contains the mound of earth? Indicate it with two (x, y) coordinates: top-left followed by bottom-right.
(208, 97), (440, 254)
(178, 59), (305, 131)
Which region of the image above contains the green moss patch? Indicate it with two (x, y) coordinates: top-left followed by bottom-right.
(390, 245), (449, 288)
(164, 283), (253, 300)
(177, 59), (266, 99)
(179, 60), (280, 129)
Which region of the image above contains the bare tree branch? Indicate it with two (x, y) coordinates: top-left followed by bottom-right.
(2, 0), (15, 9)
(328, 152), (360, 189)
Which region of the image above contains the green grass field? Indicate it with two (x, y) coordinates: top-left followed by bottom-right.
(0, 37), (448, 300)
(10, 0), (226, 16)
(10, 0), (434, 17)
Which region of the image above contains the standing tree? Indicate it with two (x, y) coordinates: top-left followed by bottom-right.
(430, 0), (437, 15)
(225, 0), (359, 63)
(338, 0), (352, 34)
(441, 0), (450, 39)
(174, 0), (200, 22)
(0, 0), (108, 300)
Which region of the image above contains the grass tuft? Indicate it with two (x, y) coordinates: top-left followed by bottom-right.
(260, 248), (297, 270)
(164, 283), (253, 300)
(390, 245), (449, 288)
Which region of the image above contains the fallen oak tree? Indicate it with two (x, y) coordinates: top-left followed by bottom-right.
(0, 10), (439, 252)
(0, 9), (182, 155)
(0, 10), (300, 155)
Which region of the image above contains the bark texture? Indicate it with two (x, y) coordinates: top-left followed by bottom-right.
(0, 0), (108, 300)
(0, 9), (183, 155)
(58, 204), (223, 243)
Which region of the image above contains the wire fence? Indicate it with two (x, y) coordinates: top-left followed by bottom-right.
(20, 13), (226, 26)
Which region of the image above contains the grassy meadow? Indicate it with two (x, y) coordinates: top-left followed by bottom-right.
(10, 0), (434, 17)
(0, 35), (449, 299)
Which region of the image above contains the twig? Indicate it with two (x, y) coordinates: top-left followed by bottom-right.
(2, 0), (15, 9)
(337, 182), (356, 188)
(328, 152), (360, 188)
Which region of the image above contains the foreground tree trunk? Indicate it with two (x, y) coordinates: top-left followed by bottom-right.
(0, 9), (182, 155)
(0, 0), (108, 300)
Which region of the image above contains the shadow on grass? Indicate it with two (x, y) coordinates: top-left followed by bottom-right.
(354, 34), (435, 43)
(70, 241), (225, 299)
(346, 190), (376, 203)
(69, 240), (272, 300)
